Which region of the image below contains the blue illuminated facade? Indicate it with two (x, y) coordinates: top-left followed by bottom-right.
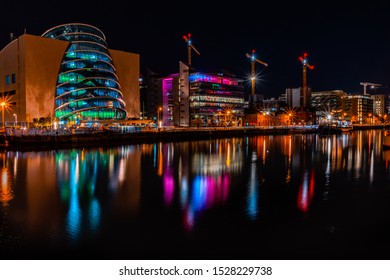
(42, 23), (127, 124)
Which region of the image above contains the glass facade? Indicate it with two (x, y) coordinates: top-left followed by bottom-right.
(42, 23), (126, 124)
(189, 73), (245, 126)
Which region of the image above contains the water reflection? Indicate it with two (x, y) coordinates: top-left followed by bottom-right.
(297, 169), (315, 212)
(0, 153), (13, 205)
(246, 151), (261, 219)
(56, 147), (141, 241)
(157, 139), (242, 230)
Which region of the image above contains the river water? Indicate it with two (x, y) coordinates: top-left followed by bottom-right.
(1, 129), (390, 259)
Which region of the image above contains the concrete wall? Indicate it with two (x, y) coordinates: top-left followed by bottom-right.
(22, 35), (69, 122)
(109, 49), (140, 118)
(0, 38), (20, 123)
(0, 34), (69, 123)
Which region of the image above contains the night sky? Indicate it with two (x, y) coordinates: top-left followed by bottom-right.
(1, 0), (389, 98)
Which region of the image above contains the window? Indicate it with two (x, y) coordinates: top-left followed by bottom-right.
(6, 75), (10, 85)
(11, 73), (16, 84)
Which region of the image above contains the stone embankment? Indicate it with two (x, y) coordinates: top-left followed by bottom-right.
(2, 124), (389, 150)
(1, 126), (316, 150)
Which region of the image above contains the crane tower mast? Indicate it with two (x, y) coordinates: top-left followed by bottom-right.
(246, 49), (268, 98)
(183, 33), (200, 69)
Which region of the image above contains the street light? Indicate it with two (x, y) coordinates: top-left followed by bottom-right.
(13, 113), (17, 127)
(1, 102), (5, 131)
(158, 106), (162, 128)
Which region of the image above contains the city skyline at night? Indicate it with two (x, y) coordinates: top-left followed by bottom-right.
(2, 1), (390, 274)
(0, 0), (389, 99)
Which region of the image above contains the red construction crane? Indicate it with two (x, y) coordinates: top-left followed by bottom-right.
(246, 49), (268, 98)
(183, 33), (200, 69)
(299, 52), (314, 92)
(298, 52), (314, 111)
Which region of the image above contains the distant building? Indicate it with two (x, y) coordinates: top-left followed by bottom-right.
(263, 97), (285, 111)
(372, 94), (387, 117)
(342, 94), (373, 124)
(248, 93), (264, 111)
(160, 73), (179, 127)
(141, 69), (163, 122)
(285, 88), (301, 108)
(311, 90), (348, 122)
(177, 61), (190, 127)
(285, 87), (313, 123)
(0, 23), (140, 127)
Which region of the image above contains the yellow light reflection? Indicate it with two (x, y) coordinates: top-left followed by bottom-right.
(157, 142), (163, 176)
(0, 167), (13, 205)
(226, 141), (231, 167)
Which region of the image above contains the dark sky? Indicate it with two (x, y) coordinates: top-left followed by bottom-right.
(1, 0), (389, 98)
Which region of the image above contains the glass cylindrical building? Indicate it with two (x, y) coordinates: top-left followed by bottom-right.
(42, 23), (127, 125)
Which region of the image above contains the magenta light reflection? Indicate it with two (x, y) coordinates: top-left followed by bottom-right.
(182, 174), (230, 231)
(297, 169), (315, 212)
(163, 170), (175, 206)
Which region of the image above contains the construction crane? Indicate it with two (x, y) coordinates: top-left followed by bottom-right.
(360, 82), (382, 95)
(298, 52), (314, 111)
(246, 49), (268, 98)
(183, 33), (200, 70)
(299, 52), (314, 93)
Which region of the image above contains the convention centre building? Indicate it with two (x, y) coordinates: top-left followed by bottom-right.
(0, 23), (140, 127)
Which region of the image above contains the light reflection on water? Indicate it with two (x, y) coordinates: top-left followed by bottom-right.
(1, 130), (390, 258)
(246, 151), (261, 220)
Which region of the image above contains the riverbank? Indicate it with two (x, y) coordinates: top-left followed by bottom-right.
(1, 126), (315, 150)
(1, 124), (389, 150)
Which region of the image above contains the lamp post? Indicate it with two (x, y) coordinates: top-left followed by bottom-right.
(0, 102), (5, 131)
(13, 113), (17, 128)
(158, 106), (162, 128)
(266, 111), (270, 128)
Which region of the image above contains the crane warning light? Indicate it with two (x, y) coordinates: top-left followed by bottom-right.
(299, 52), (314, 69)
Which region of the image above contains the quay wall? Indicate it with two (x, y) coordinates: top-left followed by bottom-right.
(2, 124), (389, 150)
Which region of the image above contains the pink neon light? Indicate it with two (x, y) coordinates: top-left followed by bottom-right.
(191, 74), (239, 86)
(162, 78), (173, 96)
